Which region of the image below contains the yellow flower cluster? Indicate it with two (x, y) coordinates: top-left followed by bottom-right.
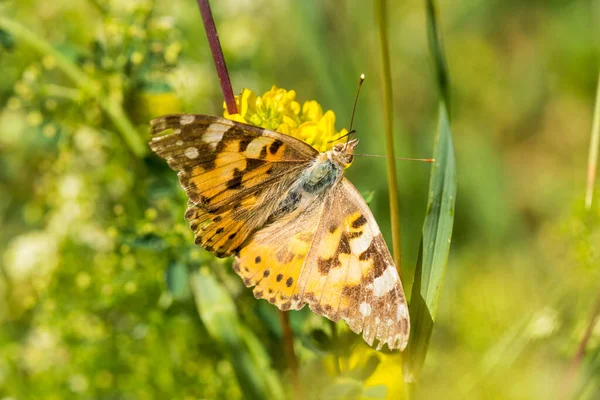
(224, 86), (348, 153)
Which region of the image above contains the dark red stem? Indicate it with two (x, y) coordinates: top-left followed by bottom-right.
(561, 289), (600, 398)
(196, 0), (238, 114)
(279, 311), (302, 399)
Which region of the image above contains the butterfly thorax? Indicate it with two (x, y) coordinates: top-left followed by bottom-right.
(297, 137), (359, 195)
(267, 139), (359, 223)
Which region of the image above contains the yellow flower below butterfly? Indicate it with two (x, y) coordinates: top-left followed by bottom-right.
(223, 86), (348, 153)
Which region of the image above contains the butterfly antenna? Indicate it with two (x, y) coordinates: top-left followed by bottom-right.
(326, 73), (366, 144)
(353, 153), (435, 163)
(348, 74), (366, 142)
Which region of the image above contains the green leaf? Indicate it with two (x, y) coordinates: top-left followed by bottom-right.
(0, 28), (14, 50)
(165, 261), (191, 300)
(405, 0), (457, 380)
(348, 354), (381, 381)
(362, 384), (389, 399)
(190, 267), (284, 400)
(322, 377), (364, 400)
(361, 190), (375, 205)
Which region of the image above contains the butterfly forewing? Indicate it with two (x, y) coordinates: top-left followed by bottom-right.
(149, 115), (316, 256)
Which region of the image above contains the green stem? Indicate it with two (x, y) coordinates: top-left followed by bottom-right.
(561, 289), (600, 398)
(278, 311), (301, 398)
(374, 0), (403, 276)
(41, 84), (81, 101)
(0, 16), (147, 158)
(585, 70), (600, 210)
(329, 320), (342, 376)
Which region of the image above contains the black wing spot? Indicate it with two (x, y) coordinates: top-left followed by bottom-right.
(255, 256), (262, 264)
(337, 232), (351, 254)
(226, 168), (244, 190)
(352, 215), (367, 228)
(286, 277), (293, 287)
(276, 274), (283, 282)
(259, 145), (268, 159)
(246, 158), (267, 171)
(269, 140), (283, 154)
(238, 138), (251, 152)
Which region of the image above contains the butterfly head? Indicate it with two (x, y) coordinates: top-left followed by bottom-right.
(330, 138), (359, 168)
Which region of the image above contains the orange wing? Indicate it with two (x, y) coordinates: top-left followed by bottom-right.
(234, 178), (410, 351)
(149, 115), (317, 256)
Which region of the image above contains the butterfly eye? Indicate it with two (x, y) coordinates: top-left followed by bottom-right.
(333, 144), (344, 153)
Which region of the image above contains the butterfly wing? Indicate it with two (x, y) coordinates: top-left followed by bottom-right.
(149, 115), (318, 256)
(234, 178), (410, 351)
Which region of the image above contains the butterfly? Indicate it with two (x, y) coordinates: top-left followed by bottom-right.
(149, 114), (410, 351)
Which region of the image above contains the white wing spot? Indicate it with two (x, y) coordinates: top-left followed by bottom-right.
(359, 302), (372, 317)
(204, 124), (229, 150)
(184, 147), (199, 159)
(350, 228), (373, 253)
(373, 265), (398, 297)
(180, 115), (195, 125)
(173, 129), (181, 135)
(371, 221), (381, 236)
(397, 302), (408, 321)
(176, 140), (184, 146)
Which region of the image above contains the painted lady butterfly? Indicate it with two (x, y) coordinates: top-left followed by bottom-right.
(149, 114), (409, 350)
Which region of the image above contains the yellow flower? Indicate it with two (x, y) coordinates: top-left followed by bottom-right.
(323, 344), (405, 399)
(224, 86), (348, 153)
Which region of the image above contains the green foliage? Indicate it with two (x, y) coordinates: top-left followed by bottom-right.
(405, 0), (457, 380)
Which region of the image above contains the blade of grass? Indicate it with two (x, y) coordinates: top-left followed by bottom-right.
(190, 267), (284, 400)
(0, 16), (147, 158)
(405, 0), (457, 381)
(375, 0), (403, 275)
(585, 70), (600, 210)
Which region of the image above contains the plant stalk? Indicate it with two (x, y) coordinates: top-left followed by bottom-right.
(585, 70), (600, 210)
(375, 0), (403, 276)
(196, 0), (238, 115)
(561, 289), (600, 398)
(279, 311), (301, 399)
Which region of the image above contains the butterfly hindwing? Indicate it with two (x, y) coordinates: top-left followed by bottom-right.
(150, 115), (317, 256)
(234, 178), (409, 351)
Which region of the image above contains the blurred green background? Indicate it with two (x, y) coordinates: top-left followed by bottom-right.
(1, 0), (599, 399)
